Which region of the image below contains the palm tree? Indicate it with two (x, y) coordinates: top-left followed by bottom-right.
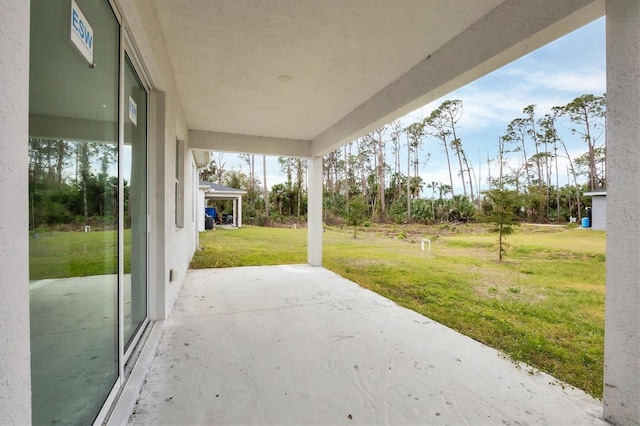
(270, 183), (288, 216)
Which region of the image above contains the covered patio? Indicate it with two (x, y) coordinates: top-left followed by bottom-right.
(125, 266), (604, 425)
(1, 0), (638, 424)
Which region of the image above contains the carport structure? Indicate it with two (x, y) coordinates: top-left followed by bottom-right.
(198, 181), (247, 229)
(1, 0), (638, 424)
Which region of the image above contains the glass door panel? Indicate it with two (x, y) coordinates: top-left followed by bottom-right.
(28, 0), (119, 424)
(123, 55), (148, 349)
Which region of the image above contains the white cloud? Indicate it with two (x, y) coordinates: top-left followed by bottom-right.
(400, 66), (604, 140)
(500, 68), (606, 95)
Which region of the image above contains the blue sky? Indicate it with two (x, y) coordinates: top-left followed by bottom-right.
(224, 17), (606, 196)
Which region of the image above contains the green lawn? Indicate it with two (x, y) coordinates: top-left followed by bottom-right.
(29, 229), (131, 279)
(193, 224), (605, 398)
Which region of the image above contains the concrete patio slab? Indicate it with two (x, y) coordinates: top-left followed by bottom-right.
(128, 265), (604, 425)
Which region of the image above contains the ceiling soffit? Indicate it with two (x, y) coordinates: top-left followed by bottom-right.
(154, 0), (503, 140)
(149, 0), (603, 155)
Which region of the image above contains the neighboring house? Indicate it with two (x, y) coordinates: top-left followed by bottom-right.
(584, 191), (607, 231)
(198, 181), (247, 231)
(1, 1), (638, 425)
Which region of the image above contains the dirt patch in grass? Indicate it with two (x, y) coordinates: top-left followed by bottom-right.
(346, 258), (399, 268)
(358, 222), (495, 240)
(471, 267), (548, 303)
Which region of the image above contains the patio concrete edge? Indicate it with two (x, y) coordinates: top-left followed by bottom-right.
(107, 320), (165, 425)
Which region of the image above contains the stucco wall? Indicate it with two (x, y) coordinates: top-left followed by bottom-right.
(0, 1), (32, 424)
(604, 0), (640, 424)
(127, 0), (199, 318)
(591, 196), (607, 231)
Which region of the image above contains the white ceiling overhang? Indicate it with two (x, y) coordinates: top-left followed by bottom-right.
(204, 190), (247, 201)
(192, 150), (211, 167)
(125, 0), (604, 157)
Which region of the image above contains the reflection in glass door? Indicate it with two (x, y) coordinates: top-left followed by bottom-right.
(123, 55), (148, 350)
(28, 1), (150, 423)
(28, 0), (119, 424)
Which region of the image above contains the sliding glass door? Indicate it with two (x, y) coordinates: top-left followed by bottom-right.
(28, 1), (149, 423)
(123, 54), (148, 352)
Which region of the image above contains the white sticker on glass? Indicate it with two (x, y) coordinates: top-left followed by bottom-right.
(129, 96), (137, 126)
(70, 0), (94, 66)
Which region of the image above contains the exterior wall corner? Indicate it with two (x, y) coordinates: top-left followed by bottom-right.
(0, 1), (32, 424)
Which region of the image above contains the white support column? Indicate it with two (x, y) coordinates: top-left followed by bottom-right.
(307, 156), (323, 266)
(604, 1), (640, 424)
(232, 199), (237, 226)
(197, 191), (205, 232)
(0, 1), (32, 424)
(237, 196), (243, 228)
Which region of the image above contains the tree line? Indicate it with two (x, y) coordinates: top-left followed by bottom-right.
(27, 93), (604, 233)
(28, 139), (121, 231)
(203, 93), (605, 227)
(201, 153), (309, 226)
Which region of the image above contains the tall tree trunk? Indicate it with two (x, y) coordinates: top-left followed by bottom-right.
(560, 141), (582, 220)
(462, 151), (475, 202)
(518, 128), (531, 189)
(56, 140), (66, 187)
(78, 143), (90, 223)
(554, 143), (560, 222)
(378, 154), (385, 214)
(450, 118), (467, 198)
(498, 137), (505, 189)
(453, 143), (466, 198)
(334, 152), (339, 194)
(391, 121), (402, 201)
(527, 113), (543, 190)
(498, 223), (504, 261)
(356, 138), (368, 207)
(263, 155), (269, 226)
(45, 140), (54, 184)
(250, 154), (255, 207)
(585, 115), (597, 191)
(296, 158), (303, 217)
(407, 138), (411, 220)
(345, 143), (350, 201)
(443, 138), (455, 197)
(487, 150), (492, 191)
(215, 152), (226, 184)
(371, 129), (387, 215)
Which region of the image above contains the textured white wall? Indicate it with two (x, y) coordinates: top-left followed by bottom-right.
(604, 0), (640, 424)
(125, 0), (196, 318)
(591, 196), (607, 231)
(0, 1), (32, 424)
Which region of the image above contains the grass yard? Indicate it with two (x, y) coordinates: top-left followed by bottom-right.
(193, 223), (606, 398)
(29, 229), (131, 279)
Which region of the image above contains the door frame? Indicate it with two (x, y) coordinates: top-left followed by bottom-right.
(120, 35), (151, 370)
(93, 3), (153, 424)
